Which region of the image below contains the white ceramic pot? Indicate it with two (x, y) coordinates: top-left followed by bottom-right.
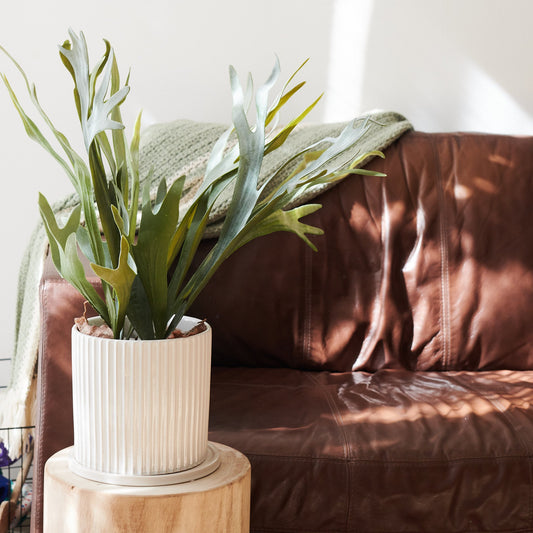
(70, 316), (214, 485)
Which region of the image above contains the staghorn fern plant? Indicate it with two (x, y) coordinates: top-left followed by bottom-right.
(1, 30), (385, 340)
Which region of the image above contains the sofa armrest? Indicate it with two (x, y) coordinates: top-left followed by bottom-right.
(31, 253), (99, 533)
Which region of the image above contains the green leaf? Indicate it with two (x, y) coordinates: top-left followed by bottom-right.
(265, 81), (305, 128)
(129, 111), (142, 177)
(88, 39), (111, 105)
(62, 233), (110, 323)
(110, 50), (128, 174)
(264, 93), (322, 156)
(126, 111), (142, 243)
(6, 37), (388, 341)
(58, 35), (82, 121)
(60, 235), (110, 323)
(265, 57), (309, 128)
(215, 62), (275, 242)
(0, 44), (91, 194)
(88, 143), (121, 266)
(169, 59), (279, 309)
(38, 194), (81, 267)
(76, 225), (98, 264)
(233, 203), (324, 253)
(328, 168), (387, 178)
(59, 30), (91, 137)
(167, 186), (212, 299)
(86, 48), (129, 149)
(0, 73), (78, 189)
(204, 126), (235, 180)
(125, 276), (155, 339)
(59, 30), (129, 151)
(167, 168), (239, 298)
(111, 204), (126, 235)
(39, 193), (109, 321)
(77, 170), (106, 267)
(165, 60), (282, 331)
(90, 235), (136, 337)
(95, 131), (116, 177)
(259, 118), (382, 208)
(132, 178), (184, 338)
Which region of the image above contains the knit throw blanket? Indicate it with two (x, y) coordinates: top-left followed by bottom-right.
(0, 110), (412, 457)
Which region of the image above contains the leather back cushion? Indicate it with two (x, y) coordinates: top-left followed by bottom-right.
(190, 131), (533, 371)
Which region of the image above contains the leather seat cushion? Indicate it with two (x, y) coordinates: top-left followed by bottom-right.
(209, 367), (533, 532)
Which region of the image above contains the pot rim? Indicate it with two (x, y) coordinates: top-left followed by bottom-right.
(71, 315), (211, 342)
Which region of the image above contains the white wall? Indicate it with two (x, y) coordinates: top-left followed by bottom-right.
(328, 0), (533, 132)
(0, 0), (532, 369)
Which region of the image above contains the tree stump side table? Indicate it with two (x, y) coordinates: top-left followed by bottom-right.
(43, 442), (251, 533)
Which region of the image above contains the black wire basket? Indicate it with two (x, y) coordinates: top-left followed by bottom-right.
(0, 426), (34, 533)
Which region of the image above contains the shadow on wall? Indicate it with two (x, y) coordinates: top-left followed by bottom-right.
(324, 0), (533, 134)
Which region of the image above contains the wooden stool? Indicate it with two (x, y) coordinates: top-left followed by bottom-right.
(43, 442), (251, 533)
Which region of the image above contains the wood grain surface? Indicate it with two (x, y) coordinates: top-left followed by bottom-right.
(43, 443), (251, 533)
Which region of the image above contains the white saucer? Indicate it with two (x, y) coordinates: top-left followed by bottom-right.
(69, 442), (221, 486)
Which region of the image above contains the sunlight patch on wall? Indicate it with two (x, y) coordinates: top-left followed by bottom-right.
(323, 0), (374, 123)
(459, 62), (533, 134)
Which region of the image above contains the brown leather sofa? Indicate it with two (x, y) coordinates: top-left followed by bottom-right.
(32, 130), (533, 532)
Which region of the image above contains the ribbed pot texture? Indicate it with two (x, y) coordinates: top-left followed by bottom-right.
(71, 316), (212, 477)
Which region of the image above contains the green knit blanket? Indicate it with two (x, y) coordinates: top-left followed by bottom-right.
(0, 110), (412, 456)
